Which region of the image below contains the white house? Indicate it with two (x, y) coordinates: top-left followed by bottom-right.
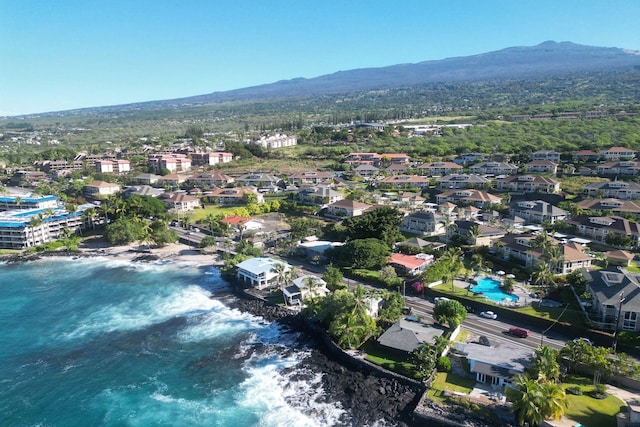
(235, 257), (292, 290)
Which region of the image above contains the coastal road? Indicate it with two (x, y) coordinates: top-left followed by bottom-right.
(404, 295), (565, 351)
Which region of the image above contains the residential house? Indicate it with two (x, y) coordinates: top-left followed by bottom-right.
(159, 173), (189, 187)
(469, 162), (518, 176)
(604, 250), (634, 267)
(577, 198), (640, 219)
(396, 237), (447, 252)
(379, 174), (430, 190)
(448, 220), (505, 246)
(399, 210), (445, 236)
(354, 164), (380, 178)
(384, 163), (410, 175)
(326, 199), (372, 219)
(496, 175), (560, 193)
(377, 317), (445, 353)
(235, 173), (281, 188)
(600, 147), (637, 161)
(296, 185), (343, 206)
(133, 173), (162, 185)
(525, 160), (558, 175)
(206, 187), (264, 205)
(123, 185), (165, 198)
(296, 239), (344, 261)
(162, 193), (201, 212)
(288, 171), (333, 186)
(84, 181), (121, 198)
(454, 342), (532, 387)
(282, 275), (329, 306)
(344, 152), (409, 167)
(596, 161), (640, 177)
(435, 189), (502, 207)
(438, 202), (458, 218)
(10, 170), (48, 186)
(583, 180), (640, 200)
(572, 149), (600, 162)
(508, 200), (569, 224)
(235, 257), (291, 290)
(567, 215), (640, 248)
(416, 161), (462, 176)
(452, 153), (486, 165)
(95, 160), (114, 174)
(531, 150), (561, 163)
(221, 215), (263, 232)
(389, 253), (434, 276)
(498, 234), (592, 274)
(437, 174), (491, 190)
(582, 269), (640, 331)
(189, 172), (235, 187)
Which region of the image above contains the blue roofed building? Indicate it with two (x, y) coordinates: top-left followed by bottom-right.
(235, 257), (292, 290)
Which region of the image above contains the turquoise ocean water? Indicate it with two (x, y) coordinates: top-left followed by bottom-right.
(0, 257), (345, 426)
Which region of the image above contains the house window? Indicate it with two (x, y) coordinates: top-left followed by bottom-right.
(623, 312), (637, 331)
(477, 373), (486, 383)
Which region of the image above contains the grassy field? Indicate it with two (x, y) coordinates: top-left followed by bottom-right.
(362, 340), (417, 378)
(561, 375), (625, 427)
(426, 372), (476, 403)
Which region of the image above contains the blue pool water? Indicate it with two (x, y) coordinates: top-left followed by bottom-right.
(471, 277), (519, 303)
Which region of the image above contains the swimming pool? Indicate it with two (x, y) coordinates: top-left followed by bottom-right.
(471, 277), (519, 303)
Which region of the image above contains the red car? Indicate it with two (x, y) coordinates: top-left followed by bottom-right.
(509, 327), (530, 338)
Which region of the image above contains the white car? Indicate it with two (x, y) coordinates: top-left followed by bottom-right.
(479, 311), (497, 320)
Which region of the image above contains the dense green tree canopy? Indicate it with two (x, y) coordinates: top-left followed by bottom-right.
(327, 238), (391, 269)
(343, 206), (404, 247)
(432, 299), (467, 329)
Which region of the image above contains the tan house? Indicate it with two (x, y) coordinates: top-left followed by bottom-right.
(163, 193), (201, 212)
(206, 188), (264, 205)
(84, 181), (121, 197)
(379, 174), (430, 189)
(326, 199), (371, 218)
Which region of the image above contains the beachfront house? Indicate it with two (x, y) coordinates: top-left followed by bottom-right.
(282, 275), (329, 306)
(454, 342), (533, 388)
(377, 317), (445, 354)
(235, 257), (291, 290)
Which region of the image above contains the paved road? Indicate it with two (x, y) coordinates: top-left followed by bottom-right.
(404, 295), (565, 351)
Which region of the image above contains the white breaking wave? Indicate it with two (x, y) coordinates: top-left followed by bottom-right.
(239, 352), (346, 427)
(177, 303), (265, 343)
(62, 285), (217, 340)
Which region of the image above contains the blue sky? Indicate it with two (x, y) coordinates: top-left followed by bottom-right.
(1, 0), (639, 116)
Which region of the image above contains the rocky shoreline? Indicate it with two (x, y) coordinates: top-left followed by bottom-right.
(230, 297), (423, 426)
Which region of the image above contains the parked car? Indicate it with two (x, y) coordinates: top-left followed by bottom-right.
(509, 327), (530, 338)
(573, 337), (593, 345)
(434, 297), (450, 304)
(479, 311), (497, 319)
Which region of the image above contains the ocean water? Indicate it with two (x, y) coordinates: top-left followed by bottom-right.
(0, 257), (345, 426)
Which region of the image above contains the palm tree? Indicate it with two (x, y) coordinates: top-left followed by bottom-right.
(468, 225), (481, 246)
(532, 345), (560, 383)
(82, 207), (98, 230)
(505, 375), (545, 427)
(532, 262), (555, 297)
(271, 262), (290, 304)
(351, 285), (370, 321)
(539, 381), (568, 423)
(440, 247), (464, 291)
(27, 215), (43, 247)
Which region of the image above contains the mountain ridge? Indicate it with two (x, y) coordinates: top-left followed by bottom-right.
(11, 41), (640, 116)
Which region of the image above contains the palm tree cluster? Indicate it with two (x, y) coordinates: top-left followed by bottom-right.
(505, 346), (567, 427)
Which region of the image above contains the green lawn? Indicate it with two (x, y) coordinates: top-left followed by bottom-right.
(561, 376), (625, 427)
(427, 372), (476, 403)
(188, 206), (241, 222)
(361, 340), (418, 378)
(515, 305), (586, 327)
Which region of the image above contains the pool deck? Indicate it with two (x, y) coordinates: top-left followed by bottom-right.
(452, 275), (534, 308)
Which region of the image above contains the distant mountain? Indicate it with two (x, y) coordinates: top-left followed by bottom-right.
(168, 41), (640, 105)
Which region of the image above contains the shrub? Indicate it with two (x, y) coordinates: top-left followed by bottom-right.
(566, 386), (582, 395)
(437, 356), (451, 372)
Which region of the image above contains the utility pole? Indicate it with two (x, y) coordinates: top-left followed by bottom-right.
(612, 291), (626, 352)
